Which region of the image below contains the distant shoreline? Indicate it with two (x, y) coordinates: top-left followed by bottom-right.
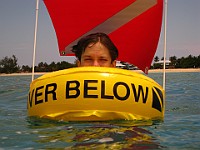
(0, 68), (200, 77)
(148, 68), (200, 73)
(0, 72), (46, 77)
(134, 68), (200, 73)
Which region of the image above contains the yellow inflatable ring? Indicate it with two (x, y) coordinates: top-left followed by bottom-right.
(28, 67), (165, 121)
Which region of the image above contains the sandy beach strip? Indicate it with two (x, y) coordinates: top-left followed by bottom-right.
(133, 68), (200, 73)
(0, 68), (200, 77)
(148, 68), (200, 73)
(0, 72), (46, 77)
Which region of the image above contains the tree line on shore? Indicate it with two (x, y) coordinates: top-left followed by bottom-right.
(152, 55), (200, 69)
(0, 55), (76, 74)
(0, 54), (199, 74)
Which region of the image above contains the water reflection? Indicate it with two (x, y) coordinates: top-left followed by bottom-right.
(27, 117), (165, 149)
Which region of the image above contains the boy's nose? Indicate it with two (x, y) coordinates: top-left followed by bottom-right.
(93, 60), (100, 66)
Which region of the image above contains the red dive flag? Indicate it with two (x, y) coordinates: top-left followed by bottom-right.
(43, 0), (163, 73)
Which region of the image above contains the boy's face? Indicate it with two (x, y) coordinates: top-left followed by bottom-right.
(77, 42), (116, 67)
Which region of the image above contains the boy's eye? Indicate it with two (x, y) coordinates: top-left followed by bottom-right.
(100, 59), (108, 62)
(84, 58), (92, 61)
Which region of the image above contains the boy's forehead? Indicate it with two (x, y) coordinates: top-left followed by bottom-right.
(87, 42), (103, 49)
(81, 43), (111, 58)
(85, 43), (108, 52)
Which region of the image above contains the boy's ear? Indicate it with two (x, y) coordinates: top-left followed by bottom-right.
(111, 60), (117, 67)
(77, 60), (81, 67)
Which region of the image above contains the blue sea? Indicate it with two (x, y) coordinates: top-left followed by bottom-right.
(0, 72), (200, 149)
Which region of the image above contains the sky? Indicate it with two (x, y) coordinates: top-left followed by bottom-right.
(0, 0), (199, 67)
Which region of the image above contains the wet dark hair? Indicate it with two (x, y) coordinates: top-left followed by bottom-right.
(71, 32), (118, 62)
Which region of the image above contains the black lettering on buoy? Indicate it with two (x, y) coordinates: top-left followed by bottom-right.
(101, 80), (114, 99)
(35, 86), (44, 105)
(113, 82), (130, 100)
(154, 86), (163, 106)
(45, 83), (57, 102)
(131, 84), (148, 103)
(66, 80), (80, 98)
(152, 86), (163, 112)
(28, 89), (35, 108)
(84, 80), (98, 98)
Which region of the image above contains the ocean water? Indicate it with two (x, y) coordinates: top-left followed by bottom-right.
(0, 72), (200, 149)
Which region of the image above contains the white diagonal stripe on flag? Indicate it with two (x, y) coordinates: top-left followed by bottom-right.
(65, 0), (157, 54)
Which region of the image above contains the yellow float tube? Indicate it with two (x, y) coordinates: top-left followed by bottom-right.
(28, 67), (165, 121)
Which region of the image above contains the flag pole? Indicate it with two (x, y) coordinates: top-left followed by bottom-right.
(163, 0), (168, 90)
(32, 0), (39, 81)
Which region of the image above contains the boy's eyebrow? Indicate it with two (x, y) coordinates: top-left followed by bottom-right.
(82, 55), (91, 58)
(99, 56), (109, 59)
(82, 54), (110, 59)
